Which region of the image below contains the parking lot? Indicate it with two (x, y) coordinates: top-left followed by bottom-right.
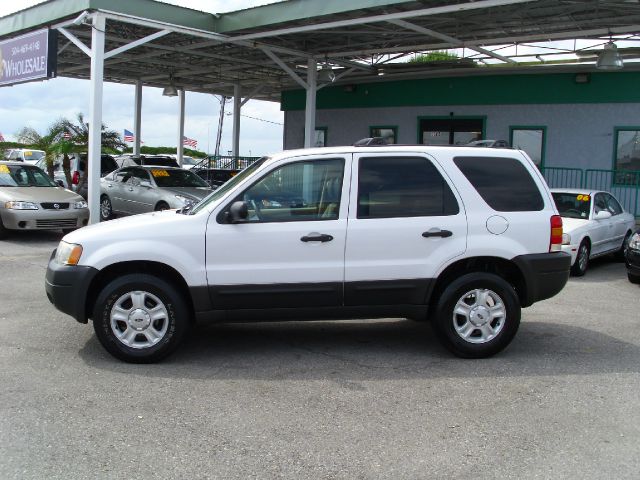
(1, 231), (639, 480)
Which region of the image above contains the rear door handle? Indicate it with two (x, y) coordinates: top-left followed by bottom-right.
(422, 229), (453, 238)
(301, 234), (334, 243)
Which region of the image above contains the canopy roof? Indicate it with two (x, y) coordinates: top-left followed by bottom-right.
(1, 0), (640, 101)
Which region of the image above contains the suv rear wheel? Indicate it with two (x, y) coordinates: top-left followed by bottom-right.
(433, 272), (521, 358)
(92, 273), (190, 363)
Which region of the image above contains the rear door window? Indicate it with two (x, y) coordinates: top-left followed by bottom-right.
(357, 156), (459, 218)
(454, 156), (544, 211)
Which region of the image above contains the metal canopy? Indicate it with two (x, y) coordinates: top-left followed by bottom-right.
(2, 0), (640, 101)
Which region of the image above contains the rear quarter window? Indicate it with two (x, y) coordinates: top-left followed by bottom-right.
(453, 156), (544, 212)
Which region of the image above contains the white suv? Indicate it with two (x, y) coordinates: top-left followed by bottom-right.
(45, 146), (571, 362)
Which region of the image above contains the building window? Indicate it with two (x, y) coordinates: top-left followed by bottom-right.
(613, 128), (640, 172)
(369, 126), (397, 144)
(510, 126), (546, 167)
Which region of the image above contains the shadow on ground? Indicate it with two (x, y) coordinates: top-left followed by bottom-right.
(78, 318), (640, 381)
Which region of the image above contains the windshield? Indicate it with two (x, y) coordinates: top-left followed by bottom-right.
(0, 163), (57, 187)
(24, 150), (46, 161)
(150, 168), (210, 188)
(142, 157), (179, 168)
(189, 158), (268, 214)
(552, 192), (591, 219)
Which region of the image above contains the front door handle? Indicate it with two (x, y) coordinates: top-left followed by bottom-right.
(422, 229), (453, 238)
(301, 233), (334, 243)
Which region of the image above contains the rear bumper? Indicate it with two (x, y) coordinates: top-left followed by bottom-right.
(45, 250), (98, 323)
(512, 252), (571, 307)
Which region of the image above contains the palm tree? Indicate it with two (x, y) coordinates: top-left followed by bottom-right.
(15, 123), (65, 178)
(59, 113), (125, 191)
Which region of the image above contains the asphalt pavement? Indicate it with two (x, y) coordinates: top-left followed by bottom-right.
(1, 231), (639, 479)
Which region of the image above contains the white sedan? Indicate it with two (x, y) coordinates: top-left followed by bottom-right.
(551, 189), (636, 276)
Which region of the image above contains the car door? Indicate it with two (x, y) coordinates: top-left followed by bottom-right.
(105, 167), (135, 214)
(604, 193), (628, 250)
(590, 193), (614, 255)
(344, 153), (467, 306)
(206, 155), (350, 309)
(123, 168), (155, 214)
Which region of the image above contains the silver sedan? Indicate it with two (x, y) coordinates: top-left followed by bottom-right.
(99, 165), (212, 220)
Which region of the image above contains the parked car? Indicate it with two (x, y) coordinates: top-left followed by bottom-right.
(465, 140), (510, 148)
(0, 161), (89, 237)
(625, 230), (640, 284)
(114, 155), (180, 169)
(551, 189), (636, 276)
(46, 145), (571, 363)
(37, 153), (119, 199)
(193, 167), (239, 189)
(167, 154), (199, 170)
(99, 165), (212, 220)
(4, 148), (46, 164)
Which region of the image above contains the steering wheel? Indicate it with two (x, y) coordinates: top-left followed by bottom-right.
(565, 208), (582, 216)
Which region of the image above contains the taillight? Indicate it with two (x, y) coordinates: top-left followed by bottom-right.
(72, 171), (80, 185)
(550, 215), (563, 252)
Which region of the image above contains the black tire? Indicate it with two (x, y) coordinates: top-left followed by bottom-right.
(100, 195), (113, 221)
(571, 240), (589, 276)
(155, 201), (170, 212)
(92, 273), (191, 363)
(432, 272), (521, 358)
(615, 231), (632, 261)
(628, 272), (640, 285)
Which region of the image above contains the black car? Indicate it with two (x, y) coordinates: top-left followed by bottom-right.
(626, 229), (640, 284)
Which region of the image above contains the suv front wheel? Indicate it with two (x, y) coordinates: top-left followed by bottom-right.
(92, 273), (191, 363)
(433, 272), (521, 358)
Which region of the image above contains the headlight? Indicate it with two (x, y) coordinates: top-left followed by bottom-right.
(174, 194), (195, 207)
(55, 241), (83, 266)
(5, 201), (38, 210)
(73, 200), (88, 209)
(562, 233), (571, 245)
(629, 232), (640, 251)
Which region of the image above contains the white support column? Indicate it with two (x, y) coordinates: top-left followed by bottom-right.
(87, 13), (105, 224)
(232, 83), (241, 157)
(177, 88), (185, 166)
(134, 79), (142, 156)
(304, 58), (317, 148)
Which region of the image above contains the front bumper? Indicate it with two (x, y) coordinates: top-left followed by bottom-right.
(45, 250), (98, 324)
(626, 247), (640, 277)
(512, 252), (572, 307)
(1, 207), (89, 231)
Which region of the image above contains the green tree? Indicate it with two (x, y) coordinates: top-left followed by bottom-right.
(59, 113), (125, 192)
(15, 123), (65, 178)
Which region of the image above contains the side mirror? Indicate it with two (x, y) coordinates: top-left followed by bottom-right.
(594, 210), (612, 220)
(139, 179), (152, 188)
(228, 201), (248, 223)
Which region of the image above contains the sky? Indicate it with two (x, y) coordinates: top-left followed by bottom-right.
(0, 0), (284, 156)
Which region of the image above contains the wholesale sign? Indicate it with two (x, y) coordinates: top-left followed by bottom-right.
(0, 28), (57, 86)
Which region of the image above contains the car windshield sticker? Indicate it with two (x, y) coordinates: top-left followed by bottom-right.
(151, 169), (169, 177)
(0, 164), (10, 173)
(576, 195), (590, 202)
(24, 151), (32, 157)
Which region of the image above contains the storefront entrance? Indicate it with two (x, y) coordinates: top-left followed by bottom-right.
(419, 117), (485, 145)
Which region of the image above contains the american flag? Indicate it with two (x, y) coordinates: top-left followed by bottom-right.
(62, 131), (72, 140)
(183, 136), (197, 148)
(124, 129), (135, 142)
(0, 132), (5, 142)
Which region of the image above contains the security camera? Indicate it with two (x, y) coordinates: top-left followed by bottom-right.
(72, 11), (91, 26)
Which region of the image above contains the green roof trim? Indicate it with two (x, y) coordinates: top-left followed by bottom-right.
(0, 0), (416, 39)
(215, 0), (414, 33)
(0, 0), (216, 39)
(281, 72), (640, 111)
